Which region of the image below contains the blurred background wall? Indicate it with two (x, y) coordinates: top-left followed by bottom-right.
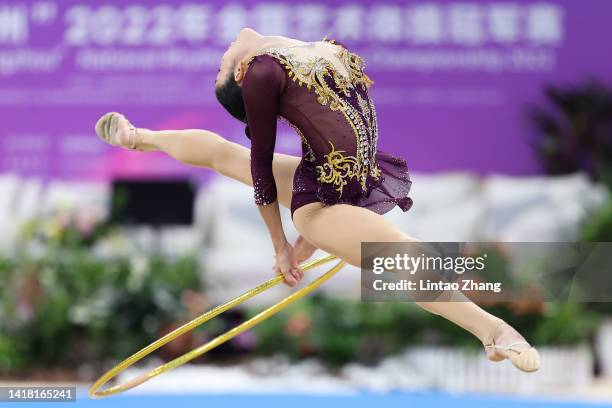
(1, 0), (611, 179)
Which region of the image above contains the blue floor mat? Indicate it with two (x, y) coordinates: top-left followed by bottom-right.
(19, 391), (612, 408)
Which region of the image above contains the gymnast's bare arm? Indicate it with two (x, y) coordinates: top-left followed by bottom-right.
(258, 202), (303, 286)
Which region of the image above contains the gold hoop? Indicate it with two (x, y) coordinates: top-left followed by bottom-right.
(89, 254), (345, 398)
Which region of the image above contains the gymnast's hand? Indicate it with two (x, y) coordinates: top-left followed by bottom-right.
(274, 241), (303, 287)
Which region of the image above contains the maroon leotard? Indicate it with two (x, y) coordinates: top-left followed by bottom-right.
(241, 40), (413, 218)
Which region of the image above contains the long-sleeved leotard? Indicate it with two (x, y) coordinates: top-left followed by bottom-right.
(242, 55), (286, 205)
(242, 39), (413, 217)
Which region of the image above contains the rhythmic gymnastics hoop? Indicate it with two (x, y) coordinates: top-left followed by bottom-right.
(89, 254), (345, 399)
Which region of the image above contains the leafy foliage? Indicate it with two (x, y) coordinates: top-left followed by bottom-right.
(250, 294), (599, 367)
(582, 198), (612, 241)
(529, 81), (612, 188)
(0, 250), (201, 375)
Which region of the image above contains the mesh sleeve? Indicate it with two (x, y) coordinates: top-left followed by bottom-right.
(242, 56), (286, 205)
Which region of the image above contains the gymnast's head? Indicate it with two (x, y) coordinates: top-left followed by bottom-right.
(215, 28), (262, 123)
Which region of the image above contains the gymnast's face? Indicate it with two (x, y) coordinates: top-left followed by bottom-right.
(215, 28), (260, 122)
(215, 28), (260, 88)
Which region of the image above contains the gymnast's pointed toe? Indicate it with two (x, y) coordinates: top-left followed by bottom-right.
(483, 320), (540, 373)
(509, 347), (540, 373)
(94, 112), (138, 149)
(95, 112), (119, 144)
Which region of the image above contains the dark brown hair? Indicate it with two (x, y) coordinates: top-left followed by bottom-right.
(215, 72), (247, 123)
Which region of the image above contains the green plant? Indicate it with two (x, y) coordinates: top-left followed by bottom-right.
(576, 193), (612, 314)
(248, 290), (601, 367)
(581, 198), (612, 241)
(529, 80), (612, 189)
(0, 249), (202, 375)
(18, 209), (112, 250)
(532, 302), (600, 345)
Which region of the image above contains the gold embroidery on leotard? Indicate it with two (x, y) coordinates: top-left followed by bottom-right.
(246, 38), (381, 194)
(259, 48), (347, 110)
(334, 43), (374, 91)
(316, 141), (360, 193)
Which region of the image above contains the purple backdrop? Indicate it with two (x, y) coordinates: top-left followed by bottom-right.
(1, 0), (611, 181)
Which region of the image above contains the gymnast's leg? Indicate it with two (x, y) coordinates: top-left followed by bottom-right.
(95, 112), (299, 209)
(137, 129), (300, 209)
(292, 202), (540, 372)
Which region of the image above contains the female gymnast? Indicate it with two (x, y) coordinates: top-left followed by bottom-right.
(95, 28), (540, 372)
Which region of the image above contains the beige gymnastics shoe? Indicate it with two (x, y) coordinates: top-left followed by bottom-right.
(483, 320), (540, 372)
(95, 112), (140, 150)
